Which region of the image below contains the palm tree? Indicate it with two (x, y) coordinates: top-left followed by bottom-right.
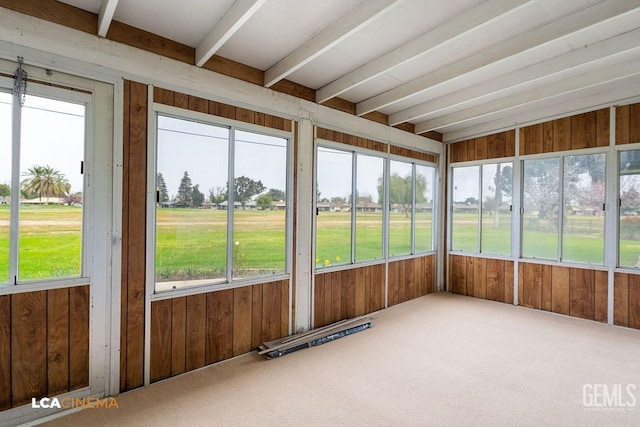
(21, 165), (70, 203)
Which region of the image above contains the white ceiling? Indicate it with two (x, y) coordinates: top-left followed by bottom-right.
(58, 0), (640, 142)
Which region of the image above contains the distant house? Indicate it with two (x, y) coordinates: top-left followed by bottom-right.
(20, 197), (63, 205)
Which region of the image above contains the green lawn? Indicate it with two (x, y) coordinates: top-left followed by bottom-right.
(3, 205), (640, 284)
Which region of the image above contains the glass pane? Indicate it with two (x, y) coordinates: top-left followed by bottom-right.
(233, 130), (287, 279)
(481, 163), (512, 255)
(562, 154), (605, 264)
(355, 153), (383, 262)
(155, 116), (229, 290)
(619, 150), (640, 267)
(19, 95), (84, 280)
(389, 160), (413, 256)
(0, 92), (11, 283)
(451, 166), (479, 252)
(522, 158), (559, 260)
(415, 164), (435, 253)
(316, 147), (352, 268)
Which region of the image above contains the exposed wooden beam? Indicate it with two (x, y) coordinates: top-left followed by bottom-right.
(264, 0), (400, 88)
(195, 0), (267, 67)
(415, 58), (640, 134)
(97, 0), (118, 37)
(391, 29), (640, 126)
(357, 0), (640, 116)
(443, 74), (640, 143)
(315, 0), (528, 104)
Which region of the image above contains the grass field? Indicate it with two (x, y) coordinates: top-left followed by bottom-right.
(2, 205), (640, 284)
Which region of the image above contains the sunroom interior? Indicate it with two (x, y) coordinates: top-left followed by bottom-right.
(1, 0), (640, 425)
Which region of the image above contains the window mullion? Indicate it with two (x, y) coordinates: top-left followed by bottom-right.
(9, 85), (21, 284)
(477, 165), (483, 254)
(351, 152), (357, 264)
(411, 163), (416, 254)
(558, 157), (564, 262)
(227, 127), (236, 283)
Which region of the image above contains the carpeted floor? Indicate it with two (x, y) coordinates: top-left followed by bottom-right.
(44, 292), (640, 426)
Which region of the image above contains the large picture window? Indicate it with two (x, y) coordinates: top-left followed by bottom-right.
(451, 163), (513, 255)
(522, 153), (605, 264)
(154, 114), (289, 292)
(1, 89), (86, 284)
(619, 149), (640, 268)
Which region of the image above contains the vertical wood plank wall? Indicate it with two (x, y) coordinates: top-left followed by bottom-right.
(150, 280), (289, 383)
(314, 255), (436, 328)
(615, 102), (640, 145)
(0, 285), (90, 410)
(449, 255), (514, 304)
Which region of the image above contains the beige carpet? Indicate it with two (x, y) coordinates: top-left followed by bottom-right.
(44, 292), (640, 426)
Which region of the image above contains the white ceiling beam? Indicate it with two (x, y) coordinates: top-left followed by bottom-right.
(415, 58), (640, 134)
(390, 29), (640, 126)
(195, 0), (267, 67)
(444, 75), (640, 143)
(315, 0), (529, 104)
(357, 0), (640, 116)
(97, 0), (119, 37)
(264, 0), (400, 88)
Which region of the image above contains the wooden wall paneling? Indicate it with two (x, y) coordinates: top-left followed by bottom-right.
(11, 291), (47, 406)
(210, 101), (236, 120)
(341, 269), (356, 319)
(0, 295), (10, 410)
(543, 121), (554, 153)
(450, 141), (467, 163)
(454, 255), (467, 295)
(473, 257), (487, 299)
(569, 268), (595, 320)
(206, 289), (233, 364)
(69, 286), (90, 390)
(416, 256), (425, 296)
(0, 0), (98, 34)
(330, 271), (342, 323)
(281, 280), (289, 337)
(124, 80), (148, 392)
(594, 270), (608, 323)
(429, 255), (436, 294)
(174, 92), (188, 109)
(518, 263), (523, 305)
(616, 105), (630, 145)
(364, 266), (372, 314)
(465, 256), (474, 297)
(397, 260), (407, 304)
(406, 258), (416, 300)
(388, 261), (399, 306)
(171, 297), (186, 376)
(505, 131), (515, 157)
(185, 294), (206, 371)
(323, 274), (333, 327)
(630, 103), (640, 144)
(485, 259), (503, 302)
(447, 255), (456, 293)
(595, 108), (610, 147)
(522, 123), (544, 155)
(629, 274), (640, 329)
(504, 261), (514, 304)
(522, 263), (542, 309)
(540, 265), (552, 312)
(553, 117), (571, 152)
(202, 55), (264, 86)
(251, 283), (263, 349)
(486, 132), (505, 159)
(314, 274), (325, 327)
(355, 267), (366, 317)
(466, 138), (476, 160)
(551, 266), (570, 315)
(188, 95), (209, 114)
(150, 300), (172, 383)
(373, 264), (385, 311)
(153, 87), (175, 106)
(614, 273), (629, 327)
(235, 107), (255, 124)
(262, 281), (282, 343)
(46, 288), (69, 396)
(571, 112), (596, 150)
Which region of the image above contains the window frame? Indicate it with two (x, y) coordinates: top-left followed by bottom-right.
(148, 103), (293, 296)
(314, 138), (437, 273)
(0, 76), (93, 288)
(617, 146), (640, 269)
(448, 158), (515, 257)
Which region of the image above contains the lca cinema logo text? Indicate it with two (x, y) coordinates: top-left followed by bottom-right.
(32, 397), (119, 409)
(583, 384), (637, 410)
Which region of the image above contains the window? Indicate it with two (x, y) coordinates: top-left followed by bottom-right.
(315, 143), (436, 269)
(1, 89), (86, 284)
(619, 150), (640, 268)
(451, 163), (513, 255)
(154, 114), (289, 291)
(522, 153), (605, 264)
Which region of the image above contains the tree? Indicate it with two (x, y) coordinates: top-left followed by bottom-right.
(191, 184), (204, 208)
(176, 171), (193, 207)
(0, 183), (9, 198)
(21, 165), (69, 203)
(267, 188), (286, 201)
(256, 194), (273, 210)
(231, 176), (265, 210)
(377, 173), (428, 216)
(157, 172), (169, 203)
(208, 186), (226, 207)
(62, 192), (82, 206)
